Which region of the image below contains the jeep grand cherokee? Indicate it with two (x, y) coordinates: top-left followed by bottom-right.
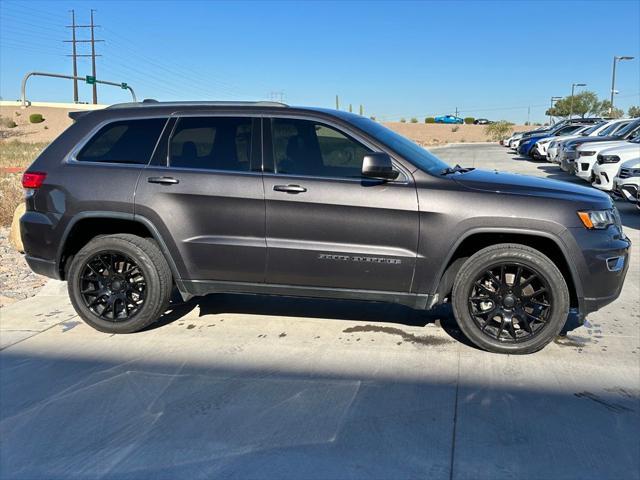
(20, 101), (631, 354)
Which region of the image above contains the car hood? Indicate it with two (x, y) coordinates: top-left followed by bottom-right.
(598, 142), (640, 156)
(579, 140), (629, 153)
(565, 135), (619, 147)
(451, 169), (610, 203)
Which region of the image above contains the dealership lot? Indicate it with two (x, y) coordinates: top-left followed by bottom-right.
(1, 144), (638, 479)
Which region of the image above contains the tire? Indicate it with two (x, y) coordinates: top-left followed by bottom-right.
(67, 234), (173, 333)
(451, 243), (569, 354)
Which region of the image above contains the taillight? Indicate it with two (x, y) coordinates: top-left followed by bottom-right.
(22, 171), (47, 189)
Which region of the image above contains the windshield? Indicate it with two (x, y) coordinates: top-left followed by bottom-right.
(349, 116), (449, 174)
(614, 120), (640, 138)
(599, 121), (627, 136)
(582, 123), (604, 135)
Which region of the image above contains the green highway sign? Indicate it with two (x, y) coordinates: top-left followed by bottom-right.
(85, 75), (96, 85)
(121, 82), (128, 89)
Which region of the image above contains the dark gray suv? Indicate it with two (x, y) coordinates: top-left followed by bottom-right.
(20, 101), (630, 354)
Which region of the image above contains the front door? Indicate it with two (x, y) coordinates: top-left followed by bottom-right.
(134, 115), (266, 283)
(263, 117), (419, 292)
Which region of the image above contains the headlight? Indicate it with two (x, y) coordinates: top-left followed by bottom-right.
(597, 154), (620, 164)
(579, 151), (596, 157)
(631, 168), (640, 177)
(577, 209), (617, 229)
(549, 141), (557, 148)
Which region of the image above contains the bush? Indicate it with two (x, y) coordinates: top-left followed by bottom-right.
(425, 117), (435, 123)
(29, 113), (44, 124)
(410, 117), (418, 123)
(0, 117), (17, 129)
(451, 125), (459, 133)
(464, 117), (475, 124)
(400, 118), (406, 123)
(484, 121), (513, 142)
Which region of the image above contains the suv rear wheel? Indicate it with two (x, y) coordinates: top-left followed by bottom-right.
(67, 234), (173, 333)
(451, 243), (569, 354)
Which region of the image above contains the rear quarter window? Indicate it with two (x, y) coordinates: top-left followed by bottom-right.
(76, 118), (167, 164)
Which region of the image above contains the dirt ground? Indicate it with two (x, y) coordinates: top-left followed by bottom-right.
(0, 104), (531, 145)
(0, 106), (76, 143)
(384, 122), (531, 146)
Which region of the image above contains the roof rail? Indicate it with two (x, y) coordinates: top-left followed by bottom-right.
(106, 100), (288, 109)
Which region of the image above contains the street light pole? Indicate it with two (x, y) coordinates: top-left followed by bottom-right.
(569, 83), (586, 119)
(549, 96), (562, 125)
(610, 56), (635, 116)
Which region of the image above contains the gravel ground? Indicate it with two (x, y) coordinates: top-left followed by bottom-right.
(0, 227), (47, 307)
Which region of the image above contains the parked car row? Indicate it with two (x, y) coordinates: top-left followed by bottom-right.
(502, 118), (640, 207)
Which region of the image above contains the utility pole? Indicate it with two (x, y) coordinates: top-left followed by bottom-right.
(68, 10), (104, 105)
(89, 10), (98, 104)
(65, 10), (79, 103)
(269, 91), (285, 103)
(335, 95), (339, 110)
(569, 83), (586, 119)
(359, 104), (363, 116)
(527, 105), (530, 125)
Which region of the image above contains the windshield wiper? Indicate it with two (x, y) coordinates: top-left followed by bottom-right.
(441, 164), (471, 175)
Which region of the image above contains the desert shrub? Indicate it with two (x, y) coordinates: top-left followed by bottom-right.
(0, 117), (17, 128)
(0, 173), (24, 226)
(451, 125), (459, 133)
(29, 113), (44, 124)
(484, 121), (513, 142)
(410, 117), (418, 123)
(425, 117), (435, 123)
(460, 138), (466, 143)
(400, 118), (406, 123)
(464, 117), (475, 124)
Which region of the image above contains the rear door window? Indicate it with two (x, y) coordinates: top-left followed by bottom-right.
(77, 118), (167, 164)
(169, 117), (252, 172)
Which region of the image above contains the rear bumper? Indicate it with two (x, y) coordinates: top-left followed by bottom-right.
(25, 255), (61, 280)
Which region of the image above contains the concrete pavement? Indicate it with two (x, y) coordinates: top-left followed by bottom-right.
(1, 144), (638, 479)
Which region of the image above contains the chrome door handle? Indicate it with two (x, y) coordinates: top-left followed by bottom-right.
(148, 176), (179, 185)
(273, 184), (307, 194)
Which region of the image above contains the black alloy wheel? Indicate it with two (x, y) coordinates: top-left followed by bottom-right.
(467, 263), (552, 343)
(79, 251), (147, 321)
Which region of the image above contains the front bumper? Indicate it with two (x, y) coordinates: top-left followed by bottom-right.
(566, 226), (631, 316)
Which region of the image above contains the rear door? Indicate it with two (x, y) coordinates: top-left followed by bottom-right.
(134, 114), (266, 283)
(262, 116), (420, 292)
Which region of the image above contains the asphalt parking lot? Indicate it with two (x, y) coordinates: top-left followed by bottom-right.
(1, 143), (638, 480)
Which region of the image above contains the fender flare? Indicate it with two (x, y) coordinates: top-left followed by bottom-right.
(430, 226), (584, 302)
(56, 211), (183, 287)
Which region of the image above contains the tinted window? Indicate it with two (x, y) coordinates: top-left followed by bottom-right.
(169, 117), (252, 171)
(346, 115), (449, 174)
(77, 118), (166, 164)
(271, 118), (371, 178)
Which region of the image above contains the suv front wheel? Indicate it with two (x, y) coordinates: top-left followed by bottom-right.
(67, 234), (173, 333)
(452, 243), (569, 354)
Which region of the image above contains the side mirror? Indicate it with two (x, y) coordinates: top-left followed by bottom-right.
(362, 153), (399, 180)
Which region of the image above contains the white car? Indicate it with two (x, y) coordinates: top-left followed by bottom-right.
(574, 140), (632, 182)
(592, 139), (640, 191)
(556, 118), (634, 167)
(535, 126), (591, 161)
(505, 132), (524, 149)
(613, 159), (640, 205)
